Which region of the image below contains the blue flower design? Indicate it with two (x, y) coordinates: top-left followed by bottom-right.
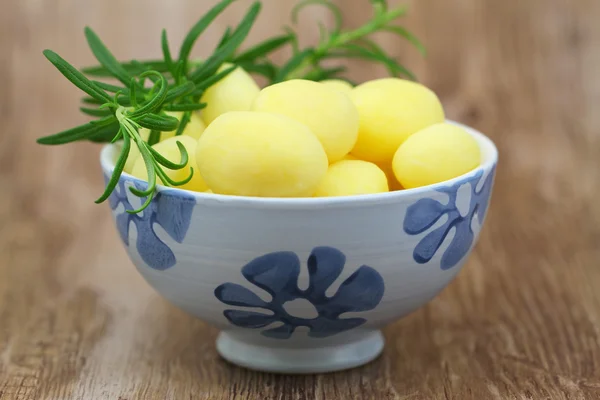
(214, 247), (385, 339)
(403, 167), (496, 270)
(105, 175), (196, 270)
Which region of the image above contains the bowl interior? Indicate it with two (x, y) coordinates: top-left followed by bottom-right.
(99, 120), (498, 209)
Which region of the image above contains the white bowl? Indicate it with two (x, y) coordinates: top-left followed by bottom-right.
(99, 121), (498, 374)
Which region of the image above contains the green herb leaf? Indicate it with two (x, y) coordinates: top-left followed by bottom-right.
(82, 95), (133, 107)
(164, 103), (207, 112)
(331, 44), (416, 80)
(136, 113), (179, 131)
(292, 0), (343, 33)
(274, 49), (314, 83)
(84, 27), (134, 86)
(91, 81), (129, 94)
(147, 130), (161, 146)
(80, 107), (112, 117)
(81, 97), (103, 105)
(309, 66), (347, 81)
(237, 61), (278, 80)
(175, 112), (191, 136)
(158, 165), (195, 186)
(127, 145), (157, 213)
(217, 27), (233, 49)
(43, 50), (112, 103)
(96, 131), (130, 204)
(178, 0), (237, 71)
(37, 116), (118, 145)
(194, 64), (237, 91)
(161, 29), (175, 74)
(150, 140), (189, 170)
(189, 2), (261, 83)
(164, 81), (196, 103)
(129, 78), (139, 108)
(234, 34), (293, 63)
(383, 25), (427, 56)
(82, 60), (169, 77)
(130, 72), (168, 117)
(86, 124), (123, 143)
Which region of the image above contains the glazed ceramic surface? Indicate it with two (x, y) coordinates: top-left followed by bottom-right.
(100, 121), (498, 374)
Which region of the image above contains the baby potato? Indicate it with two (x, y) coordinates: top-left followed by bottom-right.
(131, 135), (209, 192)
(341, 154), (401, 191)
(376, 162), (404, 191)
(392, 123), (481, 189)
(124, 143), (141, 174)
(174, 111), (207, 140)
(320, 79), (353, 94)
(350, 78), (445, 163)
(195, 111), (328, 197)
(252, 79), (359, 163)
(314, 160), (389, 197)
(201, 63), (260, 125)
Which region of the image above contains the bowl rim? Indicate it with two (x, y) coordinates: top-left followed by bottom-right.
(100, 120), (498, 209)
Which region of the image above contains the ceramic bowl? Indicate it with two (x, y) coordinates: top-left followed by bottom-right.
(99, 121), (498, 374)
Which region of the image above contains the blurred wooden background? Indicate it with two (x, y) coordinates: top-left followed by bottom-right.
(1, 0), (600, 399)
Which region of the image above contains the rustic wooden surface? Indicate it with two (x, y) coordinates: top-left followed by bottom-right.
(1, 0), (600, 399)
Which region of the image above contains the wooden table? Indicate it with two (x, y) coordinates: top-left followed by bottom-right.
(2, 0), (599, 398)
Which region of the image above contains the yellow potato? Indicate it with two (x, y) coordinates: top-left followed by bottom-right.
(392, 123), (481, 189)
(196, 111), (328, 197)
(320, 79), (353, 94)
(350, 78), (445, 163)
(124, 142), (141, 174)
(376, 162), (404, 191)
(253, 79), (359, 163)
(201, 64), (260, 125)
(131, 135), (208, 192)
(314, 160), (389, 197)
(341, 154), (402, 191)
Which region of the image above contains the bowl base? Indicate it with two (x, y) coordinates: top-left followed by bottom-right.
(216, 330), (384, 374)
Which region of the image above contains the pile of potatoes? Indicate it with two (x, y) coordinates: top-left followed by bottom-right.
(125, 64), (481, 198)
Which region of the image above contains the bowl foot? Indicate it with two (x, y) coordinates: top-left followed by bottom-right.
(216, 330), (384, 374)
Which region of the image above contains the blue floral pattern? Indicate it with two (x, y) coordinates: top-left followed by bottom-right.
(105, 175), (196, 270)
(403, 167), (496, 270)
(214, 247), (385, 339)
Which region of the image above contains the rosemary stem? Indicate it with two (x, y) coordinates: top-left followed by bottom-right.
(285, 6), (406, 81)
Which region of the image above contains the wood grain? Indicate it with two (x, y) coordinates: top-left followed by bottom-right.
(1, 0), (600, 399)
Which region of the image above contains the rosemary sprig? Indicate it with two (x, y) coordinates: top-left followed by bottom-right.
(38, 0), (264, 213)
(276, 0), (424, 82)
(38, 0), (424, 214)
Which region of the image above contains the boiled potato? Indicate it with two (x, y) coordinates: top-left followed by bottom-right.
(201, 64), (260, 125)
(392, 123), (481, 189)
(124, 142), (142, 174)
(320, 79), (353, 94)
(253, 79), (359, 163)
(131, 135), (208, 192)
(314, 160), (388, 197)
(350, 78), (445, 163)
(196, 111), (328, 197)
(376, 162), (404, 191)
(342, 154), (402, 191)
